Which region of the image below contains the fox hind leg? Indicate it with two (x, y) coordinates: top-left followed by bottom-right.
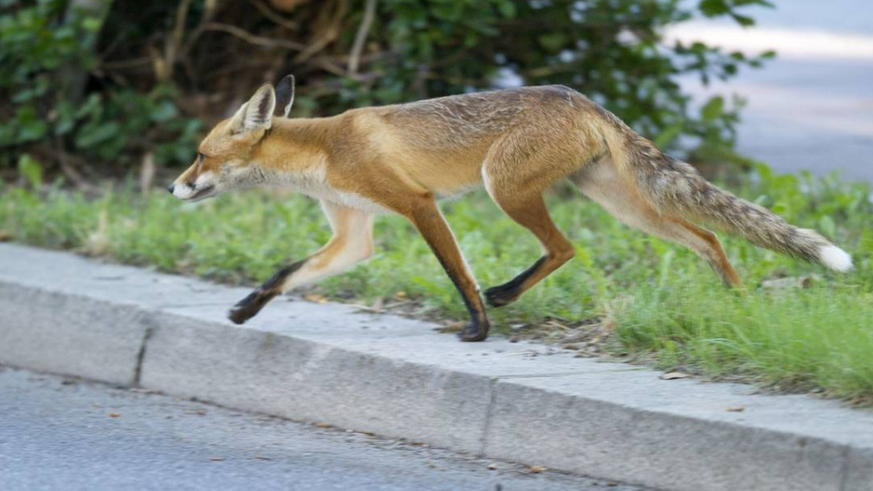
(482, 178), (575, 308)
(478, 126), (596, 307)
(572, 160), (741, 288)
(669, 218), (741, 287)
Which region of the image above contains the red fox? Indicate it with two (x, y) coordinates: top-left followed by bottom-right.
(169, 75), (852, 342)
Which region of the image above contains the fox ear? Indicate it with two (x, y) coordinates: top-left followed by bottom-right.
(230, 84), (276, 134)
(274, 75), (295, 118)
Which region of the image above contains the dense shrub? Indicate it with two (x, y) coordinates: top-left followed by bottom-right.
(0, 0), (774, 174)
(0, 0), (202, 174)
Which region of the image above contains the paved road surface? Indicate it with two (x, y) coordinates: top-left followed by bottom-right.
(671, 0), (873, 183)
(0, 367), (646, 491)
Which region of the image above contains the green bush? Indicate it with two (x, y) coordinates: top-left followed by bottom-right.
(1, 0), (773, 172)
(0, 0), (200, 170)
(363, 0), (774, 150)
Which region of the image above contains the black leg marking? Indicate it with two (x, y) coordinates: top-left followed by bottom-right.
(408, 206), (490, 342)
(456, 287), (490, 342)
(416, 244), (490, 341)
(434, 259), (489, 342)
(484, 256), (547, 308)
(458, 312), (490, 342)
(228, 259), (306, 324)
(228, 289), (277, 325)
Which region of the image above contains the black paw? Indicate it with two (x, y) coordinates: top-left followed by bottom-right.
(484, 284), (520, 308)
(228, 306), (252, 325)
(457, 320), (490, 342)
(227, 290), (269, 325)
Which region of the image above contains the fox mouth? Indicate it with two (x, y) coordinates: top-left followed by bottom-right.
(183, 184), (216, 202)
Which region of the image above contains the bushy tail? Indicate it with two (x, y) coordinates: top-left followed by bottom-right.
(600, 118), (853, 272)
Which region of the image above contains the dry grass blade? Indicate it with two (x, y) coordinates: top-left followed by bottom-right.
(139, 152), (156, 195)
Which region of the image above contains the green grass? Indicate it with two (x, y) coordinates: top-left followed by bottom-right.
(2, 165), (873, 400)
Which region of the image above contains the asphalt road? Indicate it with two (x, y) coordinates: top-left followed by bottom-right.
(680, 58), (873, 183)
(0, 367), (646, 491)
(672, 0), (873, 183)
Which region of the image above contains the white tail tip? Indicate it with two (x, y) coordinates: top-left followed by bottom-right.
(819, 245), (853, 272)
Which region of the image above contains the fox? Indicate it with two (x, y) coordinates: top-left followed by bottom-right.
(169, 75), (852, 342)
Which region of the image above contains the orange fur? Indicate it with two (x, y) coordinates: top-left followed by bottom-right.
(172, 81), (850, 341)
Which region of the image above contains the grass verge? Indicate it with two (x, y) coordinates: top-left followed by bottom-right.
(2, 165), (872, 401)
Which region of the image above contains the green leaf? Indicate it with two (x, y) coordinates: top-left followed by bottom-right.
(17, 154), (43, 188)
(81, 16), (104, 32)
(538, 32), (567, 52)
(699, 0), (729, 17)
(819, 215), (836, 239)
(430, 2), (462, 21)
(731, 13), (755, 26)
(497, 1), (516, 18)
(75, 121), (121, 148)
(150, 100), (178, 122)
(654, 123), (684, 148)
(701, 96), (725, 121)
(16, 118), (48, 142)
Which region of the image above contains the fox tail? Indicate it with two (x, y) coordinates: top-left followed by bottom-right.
(600, 114), (852, 272)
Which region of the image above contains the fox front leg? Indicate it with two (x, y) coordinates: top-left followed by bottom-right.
(228, 201), (375, 324)
(405, 197), (490, 342)
(228, 259), (307, 324)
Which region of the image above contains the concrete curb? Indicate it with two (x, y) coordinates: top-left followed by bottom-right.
(1, 243), (872, 491)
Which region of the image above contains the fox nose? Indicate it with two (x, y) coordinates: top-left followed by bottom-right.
(167, 183), (175, 194)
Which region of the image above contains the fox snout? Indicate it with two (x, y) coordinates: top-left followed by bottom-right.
(168, 171), (218, 202)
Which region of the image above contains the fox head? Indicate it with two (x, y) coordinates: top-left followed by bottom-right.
(168, 76), (296, 201)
